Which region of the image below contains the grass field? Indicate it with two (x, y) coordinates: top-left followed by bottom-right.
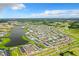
(0, 38), (10, 49)
(70, 47), (79, 56)
(10, 47), (22, 56)
(60, 27), (79, 56)
(63, 29), (79, 39)
(63, 52), (74, 56)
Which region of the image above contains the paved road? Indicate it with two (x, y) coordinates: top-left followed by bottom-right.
(5, 25), (28, 47)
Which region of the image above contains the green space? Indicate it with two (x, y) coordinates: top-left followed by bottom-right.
(36, 43), (47, 49)
(0, 32), (11, 49)
(10, 47), (22, 56)
(2, 38), (10, 45)
(22, 35), (35, 45)
(61, 52), (74, 56)
(70, 47), (79, 56)
(58, 21), (79, 56)
(0, 38), (10, 49)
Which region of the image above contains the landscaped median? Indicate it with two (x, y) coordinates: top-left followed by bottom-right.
(36, 43), (47, 49)
(21, 35), (35, 45)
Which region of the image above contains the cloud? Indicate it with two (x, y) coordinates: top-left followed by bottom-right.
(31, 10), (79, 18)
(0, 3), (25, 10)
(11, 4), (25, 10)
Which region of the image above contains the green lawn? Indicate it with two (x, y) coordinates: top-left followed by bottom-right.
(63, 28), (79, 40)
(60, 28), (79, 56)
(2, 38), (10, 45)
(63, 52), (74, 56)
(10, 47), (22, 56)
(22, 35), (35, 44)
(36, 43), (47, 49)
(0, 38), (10, 49)
(70, 47), (79, 56)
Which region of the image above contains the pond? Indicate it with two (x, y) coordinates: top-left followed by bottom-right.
(5, 25), (28, 47)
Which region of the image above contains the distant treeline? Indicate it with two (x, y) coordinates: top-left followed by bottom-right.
(69, 22), (79, 29)
(0, 18), (79, 23)
(16, 18), (79, 22)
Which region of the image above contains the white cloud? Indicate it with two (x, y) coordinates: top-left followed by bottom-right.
(11, 4), (25, 10)
(0, 3), (25, 10)
(31, 10), (79, 18)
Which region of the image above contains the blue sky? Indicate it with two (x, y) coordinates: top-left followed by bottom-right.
(0, 3), (79, 18)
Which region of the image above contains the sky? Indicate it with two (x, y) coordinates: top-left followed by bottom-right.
(0, 3), (79, 18)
